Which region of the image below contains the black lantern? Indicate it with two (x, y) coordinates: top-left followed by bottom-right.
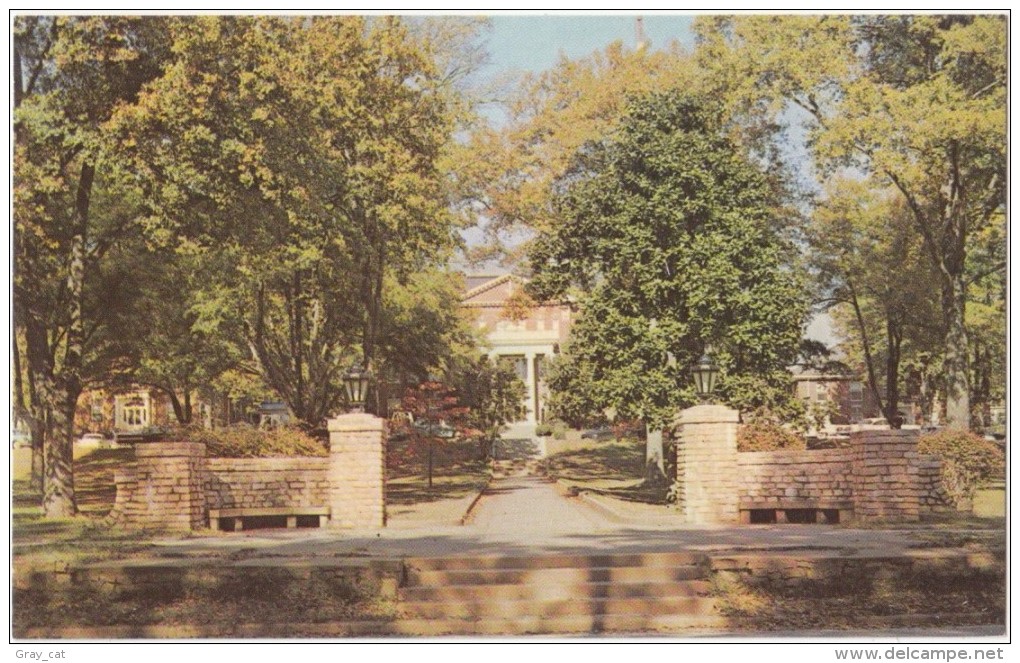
(344, 364), (372, 412)
(691, 352), (719, 400)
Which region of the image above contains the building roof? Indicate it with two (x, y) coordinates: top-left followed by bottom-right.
(464, 274), (506, 292)
(461, 274), (521, 308)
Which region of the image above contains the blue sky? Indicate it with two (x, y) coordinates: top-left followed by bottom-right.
(460, 13), (835, 345)
(484, 15), (695, 74)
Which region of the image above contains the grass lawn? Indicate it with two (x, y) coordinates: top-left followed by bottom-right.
(385, 436), (490, 506)
(13, 445), (134, 521)
(538, 436), (671, 505)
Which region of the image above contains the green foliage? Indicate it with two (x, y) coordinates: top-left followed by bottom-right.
(811, 181), (941, 426)
(737, 420), (807, 453)
(459, 39), (696, 264)
(378, 270), (482, 388)
(111, 17), (469, 427)
(185, 425), (327, 458)
(695, 15), (1007, 429)
(13, 16), (176, 515)
(918, 430), (1004, 508)
(531, 90), (807, 429)
(453, 356), (526, 457)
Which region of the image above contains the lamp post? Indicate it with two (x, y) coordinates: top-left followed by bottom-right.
(691, 352), (719, 402)
(343, 364), (372, 413)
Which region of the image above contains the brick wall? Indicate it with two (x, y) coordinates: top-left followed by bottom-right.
(114, 441), (207, 530)
(204, 457), (329, 510)
(676, 407), (948, 524)
(737, 449), (854, 508)
(916, 452), (953, 513)
(850, 430), (923, 521)
(110, 413), (388, 531)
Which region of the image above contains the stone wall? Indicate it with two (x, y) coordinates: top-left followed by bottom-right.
(204, 457), (329, 510)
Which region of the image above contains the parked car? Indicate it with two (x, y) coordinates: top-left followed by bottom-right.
(580, 426), (614, 441)
(76, 433), (108, 448)
(414, 420), (457, 439)
(11, 429), (31, 449)
(581, 421), (645, 441)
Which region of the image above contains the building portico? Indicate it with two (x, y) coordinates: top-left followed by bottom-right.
(461, 274), (573, 427)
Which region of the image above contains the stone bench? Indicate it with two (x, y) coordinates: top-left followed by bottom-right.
(209, 506), (330, 532)
(739, 501), (853, 525)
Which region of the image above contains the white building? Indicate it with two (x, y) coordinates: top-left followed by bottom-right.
(461, 274), (574, 428)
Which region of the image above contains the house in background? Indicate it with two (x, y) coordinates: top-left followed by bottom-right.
(461, 274), (574, 429)
(75, 388), (175, 438)
(75, 387), (222, 438)
(792, 367), (883, 435)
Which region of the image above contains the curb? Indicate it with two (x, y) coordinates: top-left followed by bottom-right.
(459, 474), (493, 526)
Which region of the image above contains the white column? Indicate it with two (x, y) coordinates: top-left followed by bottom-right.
(525, 352), (537, 423)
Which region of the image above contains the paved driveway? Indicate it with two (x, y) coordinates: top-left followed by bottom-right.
(466, 476), (610, 538)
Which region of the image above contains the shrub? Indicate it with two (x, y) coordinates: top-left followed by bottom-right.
(537, 419), (568, 439)
(737, 420), (806, 452)
(918, 430), (1004, 509)
(184, 425), (327, 458)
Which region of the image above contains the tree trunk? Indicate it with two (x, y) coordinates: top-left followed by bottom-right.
(645, 428), (666, 484)
(12, 330), (45, 490)
(941, 274), (970, 430)
(848, 282), (886, 417)
(42, 161), (94, 518)
(44, 398), (77, 517)
(884, 319), (902, 429)
(30, 416), (46, 493)
(167, 388), (193, 425)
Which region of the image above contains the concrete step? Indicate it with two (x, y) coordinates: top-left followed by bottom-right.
(399, 595), (718, 620)
(398, 579), (712, 602)
(405, 551), (707, 572)
(394, 551), (717, 635)
(16, 613), (729, 639)
(404, 564), (705, 587)
(380, 613), (728, 636)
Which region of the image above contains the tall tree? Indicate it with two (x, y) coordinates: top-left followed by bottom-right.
(453, 356), (527, 460)
(529, 90), (807, 429)
(111, 246), (242, 425)
(114, 17), (465, 426)
(13, 16), (171, 515)
(694, 15), (1007, 429)
(810, 180), (941, 427)
(459, 39), (697, 265)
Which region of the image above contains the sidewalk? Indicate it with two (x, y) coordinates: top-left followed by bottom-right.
(139, 479), (961, 563)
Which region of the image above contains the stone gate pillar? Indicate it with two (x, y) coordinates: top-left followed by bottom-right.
(674, 404), (740, 524)
(327, 413), (387, 529)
